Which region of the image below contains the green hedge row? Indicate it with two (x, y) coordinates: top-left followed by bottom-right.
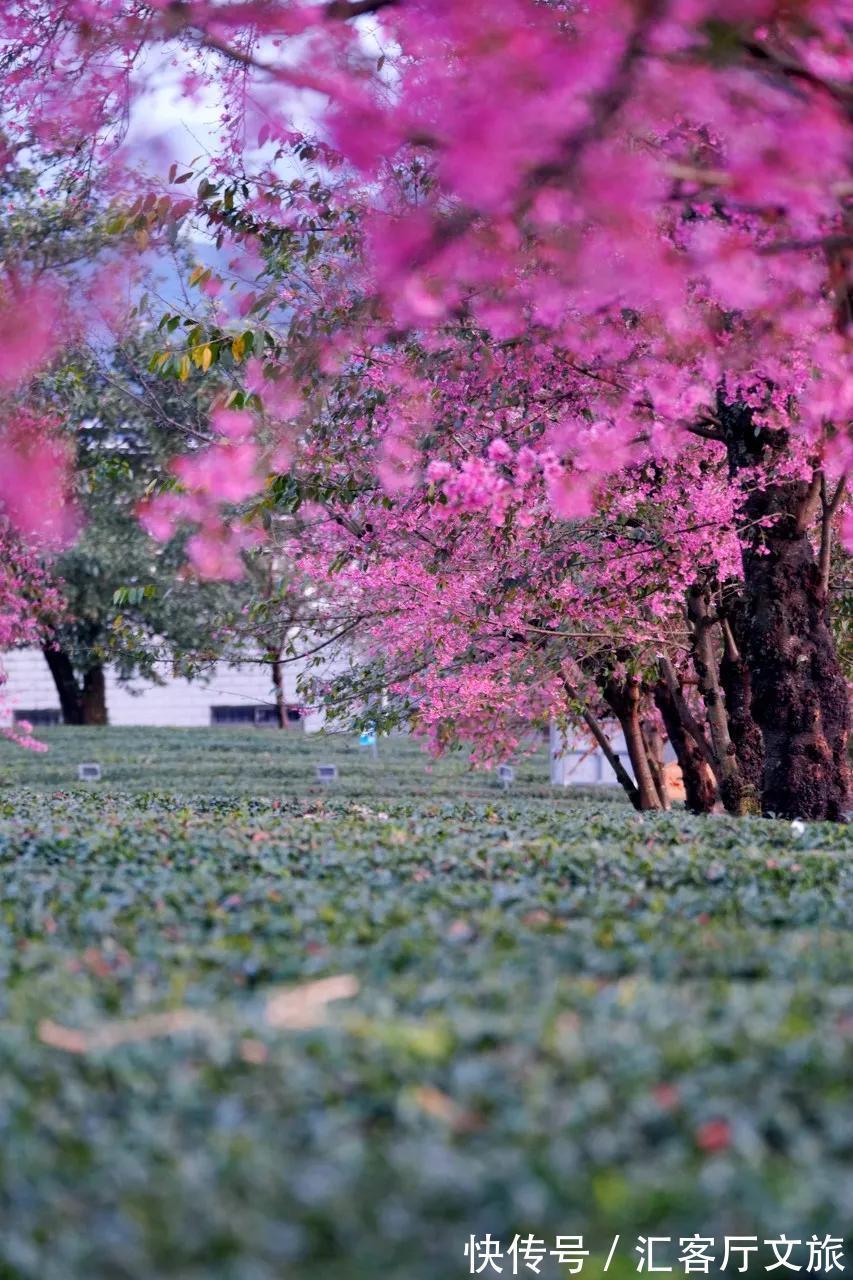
(0, 765), (849, 1278)
(0, 726), (615, 801)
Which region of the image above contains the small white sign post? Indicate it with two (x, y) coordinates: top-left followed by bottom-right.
(497, 764), (515, 789)
(77, 762), (102, 782)
(316, 763), (338, 785)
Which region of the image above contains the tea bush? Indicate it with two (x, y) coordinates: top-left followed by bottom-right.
(0, 732), (849, 1279)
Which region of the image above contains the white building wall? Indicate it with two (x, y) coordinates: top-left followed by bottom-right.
(0, 657), (675, 788)
(0, 648), (326, 731)
(549, 721), (675, 787)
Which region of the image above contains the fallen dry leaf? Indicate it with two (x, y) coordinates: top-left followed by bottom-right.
(38, 1008), (218, 1055)
(264, 974), (359, 1029)
(521, 909), (552, 928)
(411, 1085), (483, 1133)
(37, 975), (359, 1056)
(239, 1037), (269, 1065)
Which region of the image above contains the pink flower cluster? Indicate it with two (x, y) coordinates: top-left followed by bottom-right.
(0, 0), (849, 754)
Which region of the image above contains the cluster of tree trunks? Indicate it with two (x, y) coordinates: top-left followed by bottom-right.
(585, 401), (849, 822)
(593, 561), (847, 820)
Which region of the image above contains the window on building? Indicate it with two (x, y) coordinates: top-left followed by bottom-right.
(210, 704), (304, 728)
(211, 705), (257, 725)
(254, 705), (281, 727)
(13, 708), (62, 727)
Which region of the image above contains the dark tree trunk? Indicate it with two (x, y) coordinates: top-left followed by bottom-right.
(641, 715), (670, 809)
(602, 677), (663, 811)
(720, 400), (849, 820)
(41, 649), (108, 726)
(42, 646), (83, 725)
(718, 615), (764, 800)
(269, 653), (287, 728)
(687, 583), (758, 815)
(654, 671), (718, 815)
(741, 486), (848, 819)
(742, 515), (847, 818)
(81, 665), (108, 726)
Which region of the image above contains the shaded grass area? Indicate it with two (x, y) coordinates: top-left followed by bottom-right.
(0, 733), (850, 1278)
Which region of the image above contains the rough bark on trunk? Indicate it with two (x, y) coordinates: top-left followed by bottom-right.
(720, 400), (849, 820)
(654, 668), (718, 814)
(742, 491), (848, 819)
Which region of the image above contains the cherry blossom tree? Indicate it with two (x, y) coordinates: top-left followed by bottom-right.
(0, 0), (849, 813)
(0, 522), (66, 749)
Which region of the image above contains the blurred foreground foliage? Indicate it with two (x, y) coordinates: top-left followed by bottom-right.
(0, 731), (849, 1278)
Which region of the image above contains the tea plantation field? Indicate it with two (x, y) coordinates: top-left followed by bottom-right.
(0, 725), (577, 800)
(0, 730), (850, 1280)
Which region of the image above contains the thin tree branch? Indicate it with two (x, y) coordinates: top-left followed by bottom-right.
(325, 0), (398, 16)
(686, 422), (725, 442)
